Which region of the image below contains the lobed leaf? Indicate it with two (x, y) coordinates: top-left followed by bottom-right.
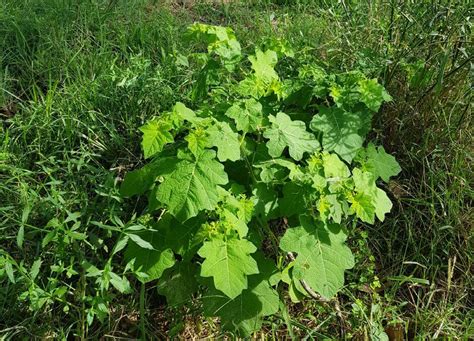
(157, 149), (228, 221)
(279, 215), (354, 299)
(264, 112), (320, 161)
(198, 237), (259, 299)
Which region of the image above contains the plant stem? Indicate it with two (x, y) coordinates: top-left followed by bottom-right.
(139, 282), (146, 340)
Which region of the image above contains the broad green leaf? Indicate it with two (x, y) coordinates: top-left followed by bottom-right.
(124, 230), (175, 283)
(357, 79), (392, 112)
(279, 182), (312, 217)
(281, 261), (308, 303)
(120, 157), (176, 197)
(203, 261), (279, 336)
(322, 152), (350, 179)
(160, 213), (204, 260)
(198, 238), (259, 299)
(249, 49), (279, 84)
(157, 262), (199, 306)
(207, 121), (241, 161)
(363, 143), (401, 182)
(157, 149), (228, 221)
(251, 184), (279, 220)
(254, 158), (298, 183)
(173, 102), (197, 123)
(225, 98), (263, 133)
(374, 187), (393, 221)
(310, 106), (364, 162)
(279, 215), (354, 299)
(264, 112), (320, 161)
(140, 119), (174, 159)
(121, 166), (155, 197)
(252, 252), (281, 287)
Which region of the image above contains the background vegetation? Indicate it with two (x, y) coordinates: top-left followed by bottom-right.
(0, 0), (472, 339)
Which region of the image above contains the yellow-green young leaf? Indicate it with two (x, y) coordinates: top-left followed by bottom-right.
(198, 238), (259, 299)
(236, 75), (268, 98)
(350, 168), (392, 223)
(264, 112), (320, 161)
(186, 23), (241, 70)
(173, 102), (197, 123)
(225, 98), (263, 133)
(357, 78), (392, 112)
(279, 215), (354, 299)
(185, 127), (209, 157)
(124, 230), (175, 283)
(157, 149), (228, 221)
(348, 192), (376, 224)
(249, 49), (279, 84)
(207, 121), (241, 161)
(140, 119), (174, 159)
(322, 152), (350, 179)
(222, 209), (248, 238)
(310, 106), (364, 162)
(221, 192), (254, 223)
(318, 194), (344, 224)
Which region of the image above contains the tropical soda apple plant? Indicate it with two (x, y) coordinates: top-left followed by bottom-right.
(120, 23), (401, 335)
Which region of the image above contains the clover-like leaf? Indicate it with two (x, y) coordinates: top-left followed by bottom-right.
(264, 112), (320, 161)
(198, 238), (259, 299)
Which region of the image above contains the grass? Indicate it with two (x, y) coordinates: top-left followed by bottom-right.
(1, 0), (472, 339)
